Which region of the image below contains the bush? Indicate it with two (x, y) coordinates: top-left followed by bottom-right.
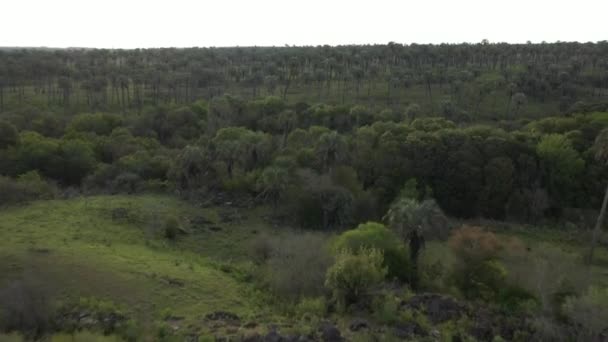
(0, 276), (54, 339)
(0, 171), (56, 206)
(562, 286), (608, 340)
(448, 225), (502, 261)
(325, 247), (387, 311)
(254, 233), (332, 301)
(295, 297), (326, 319)
(448, 226), (508, 302)
(502, 242), (588, 317)
(333, 222), (411, 281)
(163, 215), (180, 240)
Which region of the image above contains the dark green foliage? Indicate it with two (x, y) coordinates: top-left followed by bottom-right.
(0, 120), (19, 148)
(163, 216), (180, 240)
(290, 171), (354, 230)
(68, 113), (123, 136)
(0, 275), (54, 339)
(0, 171), (56, 206)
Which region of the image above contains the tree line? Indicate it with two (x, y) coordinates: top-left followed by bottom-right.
(1, 95), (606, 229)
(1, 42), (607, 117)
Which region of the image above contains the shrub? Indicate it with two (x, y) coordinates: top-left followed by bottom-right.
(113, 172), (142, 194)
(295, 297), (326, 319)
(333, 222), (411, 281)
(448, 225), (502, 261)
(163, 215), (180, 240)
(418, 242), (455, 292)
(448, 226), (508, 302)
(562, 286), (608, 340)
(0, 171), (56, 206)
(503, 243), (588, 316)
(254, 233), (332, 301)
(0, 276), (54, 339)
(249, 233), (275, 264)
(325, 247), (387, 311)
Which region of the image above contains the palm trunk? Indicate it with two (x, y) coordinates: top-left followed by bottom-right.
(588, 182), (608, 264)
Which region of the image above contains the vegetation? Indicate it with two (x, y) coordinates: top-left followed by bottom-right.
(1, 43), (608, 340)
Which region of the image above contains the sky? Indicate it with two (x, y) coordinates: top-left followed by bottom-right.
(1, 0), (606, 48)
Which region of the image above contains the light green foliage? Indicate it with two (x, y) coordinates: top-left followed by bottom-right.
(536, 133), (585, 195)
(294, 297), (326, 319)
(0, 195), (259, 333)
(325, 247), (387, 310)
(371, 294), (400, 324)
(333, 222), (410, 281)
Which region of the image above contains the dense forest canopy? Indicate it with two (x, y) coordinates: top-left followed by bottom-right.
(1, 42), (608, 341)
(1, 42), (608, 114)
(1, 42), (607, 225)
(0, 42), (608, 226)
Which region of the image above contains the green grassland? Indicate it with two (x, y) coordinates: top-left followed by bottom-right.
(0, 195), (291, 339)
(1, 195), (607, 341)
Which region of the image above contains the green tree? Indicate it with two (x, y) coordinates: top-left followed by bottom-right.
(57, 139), (97, 185)
(536, 134), (585, 202)
(325, 247), (387, 310)
(314, 131), (347, 172)
(256, 166), (290, 207)
(333, 222), (410, 281)
(0, 120), (19, 149)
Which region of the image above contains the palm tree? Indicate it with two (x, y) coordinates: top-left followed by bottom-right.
(314, 131), (346, 172)
(256, 166), (289, 207)
(588, 128), (608, 264)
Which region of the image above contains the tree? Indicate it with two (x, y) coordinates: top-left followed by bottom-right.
(314, 131), (347, 172)
(57, 139), (97, 185)
(384, 196), (448, 285)
(168, 145), (208, 190)
(510, 92), (527, 117)
(384, 197), (449, 242)
(256, 166), (290, 207)
(587, 128), (608, 264)
(536, 134), (585, 203)
(0, 120), (19, 149)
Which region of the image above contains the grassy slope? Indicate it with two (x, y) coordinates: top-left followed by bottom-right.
(0, 195), (279, 337)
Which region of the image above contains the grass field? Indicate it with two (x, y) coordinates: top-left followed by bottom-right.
(1, 195), (607, 341)
(0, 195), (288, 339)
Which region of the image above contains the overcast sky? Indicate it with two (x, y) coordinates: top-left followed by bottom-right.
(1, 0), (606, 48)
